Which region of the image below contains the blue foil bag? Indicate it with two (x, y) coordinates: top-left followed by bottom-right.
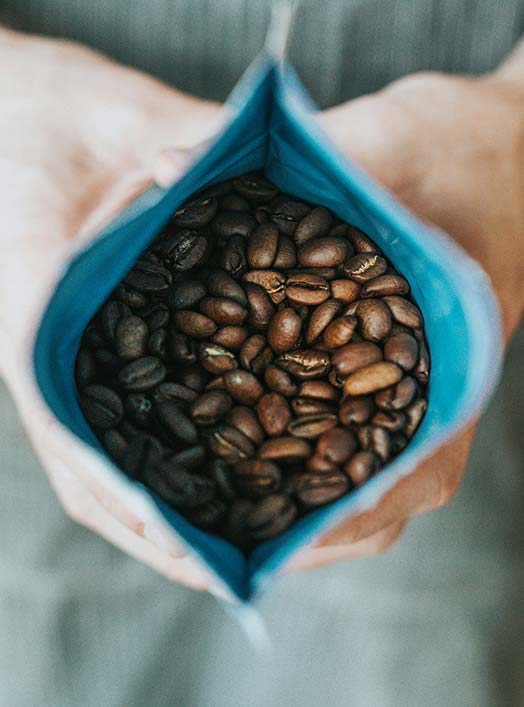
(33, 50), (502, 603)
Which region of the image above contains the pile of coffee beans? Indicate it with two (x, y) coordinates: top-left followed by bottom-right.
(76, 173), (429, 550)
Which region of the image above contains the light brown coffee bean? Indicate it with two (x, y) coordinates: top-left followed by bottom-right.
(305, 300), (342, 344)
(344, 451), (379, 485)
(316, 427), (358, 464)
(344, 253), (387, 283)
(357, 299), (392, 342)
(227, 406), (265, 445)
(247, 223), (279, 268)
(384, 332), (418, 370)
(211, 325), (248, 351)
(276, 349), (331, 379)
(223, 369), (264, 405)
(405, 398), (428, 438)
(414, 339), (430, 383)
(298, 237), (348, 268)
(288, 413), (337, 439)
(294, 206), (333, 245)
(245, 283), (275, 330)
(234, 459), (282, 498)
(295, 472), (349, 508)
(323, 315), (357, 349)
(256, 393), (292, 437)
(173, 310), (217, 338)
(383, 296), (424, 329)
(190, 391), (232, 425)
(243, 269), (286, 304)
(346, 226), (377, 253)
(199, 296), (247, 325)
(330, 279), (361, 303)
(361, 274), (410, 297)
(258, 436), (312, 461)
(343, 361), (403, 396)
(198, 343), (237, 375)
(264, 365), (298, 397)
(375, 376), (417, 410)
(357, 425), (391, 462)
(285, 273), (330, 305)
(267, 307), (302, 353)
(239, 334), (273, 375)
(332, 341), (383, 377)
(338, 396), (374, 426)
(299, 380), (339, 401)
(371, 410), (407, 432)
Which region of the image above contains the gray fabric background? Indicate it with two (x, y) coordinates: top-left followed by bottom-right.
(1, 1), (524, 705)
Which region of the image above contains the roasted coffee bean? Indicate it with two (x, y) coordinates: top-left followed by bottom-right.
(221, 194), (250, 211)
(234, 459), (282, 498)
(156, 401), (198, 444)
(198, 343), (237, 375)
(246, 494), (297, 540)
(294, 206), (333, 245)
(344, 451), (379, 485)
(384, 332), (418, 371)
(288, 266), (337, 281)
(323, 315), (357, 349)
(316, 427), (357, 464)
(187, 499), (227, 530)
(213, 210), (257, 240)
(306, 300), (342, 344)
(191, 391), (232, 425)
(272, 200), (310, 236)
(220, 234), (247, 276)
(94, 349), (122, 375)
(391, 433), (408, 454)
(383, 295), (424, 329)
(84, 324), (105, 350)
(173, 310), (217, 338)
(258, 436), (311, 461)
(267, 307), (302, 353)
(273, 235), (297, 269)
(203, 269), (247, 306)
(285, 273), (330, 305)
(227, 406), (265, 445)
(405, 398), (428, 438)
(245, 283), (275, 330)
(233, 174), (279, 202)
(343, 253), (387, 283)
(124, 260), (172, 292)
(276, 349), (331, 380)
(223, 369), (264, 405)
(152, 382), (198, 404)
(288, 413), (337, 439)
(255, 207), (270, 224)
(118, 356), (166, 391)
(298, 237), (348, 268)
(103, 429), (129, 461)
(361, 274), (410, 297)
(343, 361), (402, 396)
(199, 296), (247, 325)
(169, 332), (197, 364)
(357, 425), (391, 462)
(247, 223), (279, 268)
(205, 375), (226, 391)
(338, 395), (374, 426)
(290, 397), (335, 416)
(243, 269), (286, 304)
(122, 433), (163, 478)
(306, 455), (339, 474)
(209, 459), (237, 501)
(375, 376), (417, 411)
(299, 380), (339, 401)
(140, 302), (170, 331)
(76, 348), (96, 388)
(211, 325), (248, 351)
(264, 365), (298, 397)
(101, 300), (132, 343)
(295, 472), (348, 508)
(356, 299), (392, 342)
(148, 328), (169, 360)
(125, 393), (154, 427)
(80, 385), (123, 429)
(330, 279), (361, 303)
(165, 280), (207, 310)
(346, 226), (377, 253)
(332, 341), (383, 377)
(414, 339), (430, 384)
(173, 196), (217, 228)
(239, 334), (273, 374)
(147, 463), (214, 509)
(115, 284), (148, 310)
(168, 445), (207, 469)
(178, 365), (208, 392)
(371, 410), (407, 432)
(206, 424), (255, 463)
(256, 393), (292, 437)
(115, 315), (148, 360)
(160, 230), (208, 270)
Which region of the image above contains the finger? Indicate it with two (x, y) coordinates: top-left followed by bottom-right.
(284, 520), (406, 572)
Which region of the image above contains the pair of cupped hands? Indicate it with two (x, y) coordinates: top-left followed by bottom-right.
(1, 27), (523, 597)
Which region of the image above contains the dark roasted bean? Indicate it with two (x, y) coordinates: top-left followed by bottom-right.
(148, 328), (169, 361)
(316, 427), (358, 464)
(173, 196), (217, 228)
(384, 332), (418, 371)
(160, 230), (208, 270)
(156, 401), (198, 444)
(361, 274), (410, 297)
(115, 284), (148, 310)
(332, 341), (383, 377)
(243, 269), (286, 304)
(147, 462), (214, 509)
(344, 451), (379, 485)
(272, 200), (310, 236)
(294, 206), (333, 245)
(227, 406), (265, 445)
(191, 391), (232, 425)
(295, 472), (348, 508)
(298, 237), (348, 267)
(211, 325), (248, 351)
(178, 365), (208, 392)
(124, 260), (172, 292)
(264, 365), (298, 397)
(405, 398), (428, 438)
(101, 301), (132, 343)
(168, 445), (207, 469)
(288, 413), (337, 439)
(245, 282), (275, 330)
(338, 396), (374, 426)
(267, 307), (302, 353)
(173, 310), (217, 338)
(285, 273), (330, 305)
(357, 425), (391, 462)
(233, 174), (279, 202)
(371, 410), (407, 432)
(199, 296), (247, 325)
(209, 459), (237, 501)
(223, 369), (264, 405)
(187, 499), (227, 529)
(239, 334), (273, 374)
(306, 455), (339, 474)
(198, 343), (237, 375)
(306, 300), (342, 344)
(206, 424), (255, 463)
(273, 235), (297, 269)
(103, 429), (129, 461)
(234, 459), (282, 498)
(166, 280), (207, 310)
(256, 393), (292, 437)
(140, 302), (170, 331)
(203, 269), (247, 306)
(221, 194), (250, 211)
(76, 348), (96, 388)
(346, 226), (377, 253)
(247, 223), (279, 268)
(375, 376), (418, 411)
(246, 494), (297, 539)
(169, 332), (197, 364)
(125, 393), (154, 427)
(414, 339), (430, 383)
(118, 356), (166, 391)
(357, 299), (392, 342)
(276, 349), (331, 380)
(220, 234), (247, 276)
(383, 295), (424, 329)
(115, 316), (148, 360)
(93, 349), (122, 375)
(291, 397), (335, 416)
(213, 210), (257, 240)
(152, 382), (198, 404)
(80, 385), (123, 429)
(122, 433), (163, 478)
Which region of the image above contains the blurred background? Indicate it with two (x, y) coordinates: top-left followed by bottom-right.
(2, 1), (524, 705)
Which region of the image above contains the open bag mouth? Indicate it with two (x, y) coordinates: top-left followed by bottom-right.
(33, 55), (503, 602)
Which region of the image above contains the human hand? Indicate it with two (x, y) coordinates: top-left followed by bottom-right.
(287, 42), (524, 571)
(0, 28), (231, 596)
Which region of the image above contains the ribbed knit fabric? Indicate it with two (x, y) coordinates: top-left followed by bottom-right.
(1, 3), (524, 706)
